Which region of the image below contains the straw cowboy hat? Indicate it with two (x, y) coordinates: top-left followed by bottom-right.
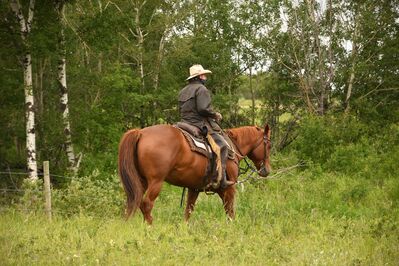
(186, 64), (212, 80)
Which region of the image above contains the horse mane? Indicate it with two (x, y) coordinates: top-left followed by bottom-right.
(227, 126), (262, 146)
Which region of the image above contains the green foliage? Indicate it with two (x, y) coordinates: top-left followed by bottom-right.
(293, 114), (356, 161)
(2, 0), (397, 176)
(52, 173), (124, 217)
(1, 168), (398, 265)
(292, 116), (340, 165)
(291, 114), (399, 178)
(1, 0), (398, 263)
(325, 140), (373, 175)
(12, 179), (45, 214)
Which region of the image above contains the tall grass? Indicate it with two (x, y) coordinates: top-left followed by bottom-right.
(2, 115), (398, 265)
(1, 170), (398, 265)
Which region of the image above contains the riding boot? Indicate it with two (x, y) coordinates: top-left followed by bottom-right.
(219, 147), (235, 189)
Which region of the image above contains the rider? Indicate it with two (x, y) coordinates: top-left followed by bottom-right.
(178, 64), (234, 189)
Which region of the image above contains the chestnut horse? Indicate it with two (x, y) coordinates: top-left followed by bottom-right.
(118, 124), (271, 224)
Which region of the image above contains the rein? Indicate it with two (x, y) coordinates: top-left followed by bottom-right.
(233, 131), (271, 184)
(236, 135), (271, 185)
(231, 131), (270, 177)
(238, 157), (255, 175)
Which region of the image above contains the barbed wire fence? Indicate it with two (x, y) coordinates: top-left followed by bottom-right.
(0, 161), (125, 219)
(1, 160), (303, 219)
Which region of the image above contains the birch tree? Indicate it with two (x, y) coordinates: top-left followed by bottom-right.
(9, 0), (38, 181)
(56, 0), (80, 174)
(282, 0), (336, 115)
(152, 0), (188, 91)
(340, 1), (389, 113)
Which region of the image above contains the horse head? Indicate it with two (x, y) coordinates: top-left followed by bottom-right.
(246, 124), (272, 177)
(228, 124), (272, 177)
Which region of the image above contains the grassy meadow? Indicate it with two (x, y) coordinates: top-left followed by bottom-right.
(1, 0), (398, 263)
(1, 168), (398, 265)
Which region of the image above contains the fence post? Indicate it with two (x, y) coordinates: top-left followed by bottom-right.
(43, 161), (52, 221)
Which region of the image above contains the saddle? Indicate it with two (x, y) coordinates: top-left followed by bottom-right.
(175, 122), (238, 189)
(175, 122), (212, 158)
(175, 122), (236, 159)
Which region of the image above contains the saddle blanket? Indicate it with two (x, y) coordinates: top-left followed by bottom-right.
(176, 128), (236, 161)
(179, 129), (212, 158)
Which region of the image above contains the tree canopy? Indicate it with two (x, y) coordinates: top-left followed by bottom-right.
(1, 0), (398, 177)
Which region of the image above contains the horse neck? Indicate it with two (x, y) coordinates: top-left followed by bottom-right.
(229, 126), (261, 157)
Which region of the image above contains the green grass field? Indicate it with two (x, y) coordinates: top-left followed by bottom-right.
(1, 170), (398, 265)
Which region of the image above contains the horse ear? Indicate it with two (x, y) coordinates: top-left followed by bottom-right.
(264, 124), (271, 137)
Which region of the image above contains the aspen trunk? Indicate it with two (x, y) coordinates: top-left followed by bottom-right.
(345, 70), (355, 112)
(24, 52), (38, 180)
(249, 67), (256, 125)
(10, 0), (38, 181)
(58, 29), (76, 170)
(154, 33), (166, 91)
(134, 1), (146, 93)
(57, 3), (78, 173)
(132, 1), (148, 127)
(345, 18), (358, 113)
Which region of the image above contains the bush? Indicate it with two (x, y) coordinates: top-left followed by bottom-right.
(297, 115), (367, 162)
(288, 114), (398, 181)
(325, 139), (374, 175)
(15, 179), (45, 214)
(291, 115), (337, 165)
(52, 172), (124, 217)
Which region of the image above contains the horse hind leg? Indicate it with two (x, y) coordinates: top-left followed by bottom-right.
(140, 180), (163, 225)
(184, 189), (200, 222)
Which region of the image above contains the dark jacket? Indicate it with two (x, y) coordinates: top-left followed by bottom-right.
(178, 80), (221, 132)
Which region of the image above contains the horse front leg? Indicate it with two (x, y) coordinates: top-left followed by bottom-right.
(218, 186), (236, 220)
(184, 189), (200, 222)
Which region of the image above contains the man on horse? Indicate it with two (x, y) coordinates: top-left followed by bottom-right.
(178, 64), (235, 189)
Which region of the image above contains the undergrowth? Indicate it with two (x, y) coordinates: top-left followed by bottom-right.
(1, 170), (398, 265)
(1, 115), (398, 265)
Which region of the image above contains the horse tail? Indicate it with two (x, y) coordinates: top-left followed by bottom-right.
(118, 129), (144, 219)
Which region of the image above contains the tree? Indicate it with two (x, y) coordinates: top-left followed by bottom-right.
(338, 0), (399, 122)
(55, 0), (80, 174)
(9, 0), (38, 181)
(264, 0), (339, 115)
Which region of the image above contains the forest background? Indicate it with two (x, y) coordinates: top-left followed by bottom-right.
(0, 0), (398, 264)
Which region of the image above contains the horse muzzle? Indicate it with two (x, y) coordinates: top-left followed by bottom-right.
(258, 165), (270, 177)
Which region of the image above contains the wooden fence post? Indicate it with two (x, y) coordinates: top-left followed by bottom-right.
(43, 161), (52, 221)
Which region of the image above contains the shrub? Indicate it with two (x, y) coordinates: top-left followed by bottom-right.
(290, 114), (366, 165)
(325, 138), (374, 175)
(52, 172), (124, 217)
(291, 116), (336, 165)
(16, 179), (44, 214)
(287, 114), (398, 181)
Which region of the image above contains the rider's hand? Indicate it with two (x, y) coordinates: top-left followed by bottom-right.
(215, 112), (223, 122)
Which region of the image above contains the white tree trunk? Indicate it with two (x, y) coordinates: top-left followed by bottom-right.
(345, 70), (355, 112)
(345, 17), (359, 113)
(57, 3), (78, 174)
(249, 66), (256, 125)
(10, 0), (38, 181)
(135, 7), (146, 93)
(24, 52), (38, 180)
(153, 33), (166, 91)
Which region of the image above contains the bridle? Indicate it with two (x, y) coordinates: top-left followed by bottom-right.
(251, 133), (270, 175)
(233, 131), (270, 176)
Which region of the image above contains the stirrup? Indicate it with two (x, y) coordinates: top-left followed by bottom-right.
(220, 179), (235, 189)
(210, 181), (220, 189)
